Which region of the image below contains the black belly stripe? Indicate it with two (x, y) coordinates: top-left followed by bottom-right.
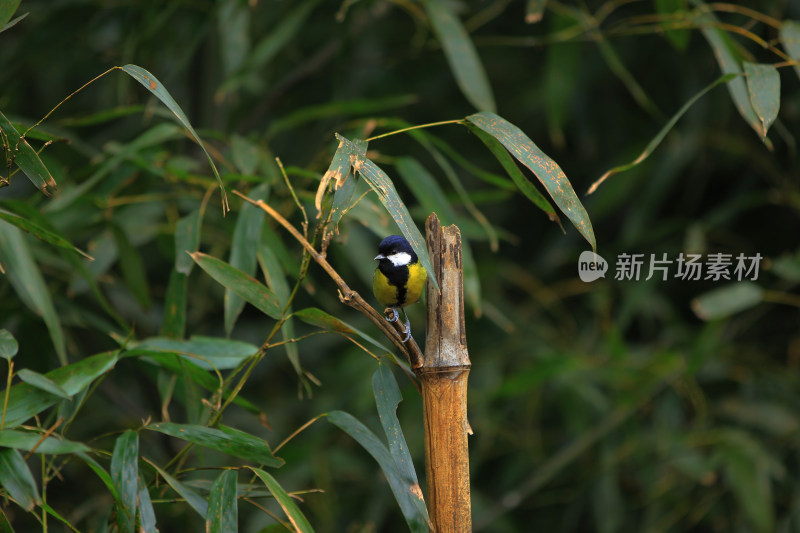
(379, 262), (409, 306)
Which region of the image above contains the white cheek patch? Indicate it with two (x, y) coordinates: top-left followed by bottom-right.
(387, 252), (412, 266)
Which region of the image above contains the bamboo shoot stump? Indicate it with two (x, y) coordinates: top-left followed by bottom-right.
(415, 213), (472, 532)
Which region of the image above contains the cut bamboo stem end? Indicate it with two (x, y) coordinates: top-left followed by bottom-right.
(416, 213), (472, 532)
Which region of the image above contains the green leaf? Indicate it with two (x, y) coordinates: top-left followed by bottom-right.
(466, 112), (596, 251)
(422, 0), (496, 112)
(743, 62), (780, 140)
(371, 363), (429, 526)
(525, 0), (546, 23)
(691, 3), (768, 145)
(0, 109), (57, 194)
(191, 252), (283, 319)
(134, 351), (261, 414)
(147, 423), (283, 467)
(0, 0), (21, 26)
(175, 210), (201, 275)
(135, 336), (258, 371)
(0, 12), (26, 34)
(0, 219), (66, 364)
(226, 183), (270, 336)
(327, 411), (430, 532)
(0, 429), (88, 454)
(691, 282), (764, 320)
(394, 157), (481, 310)
(161, 269), (188, 338)
(0, 448), (40, 511)
(336, 134), (438, 291)
(111, 430), (139, 533)
(119, 64), (229, 213)
(0, 210), (92, 260)
(293, 307), (391, 353)
(0, 351), (117, 428)
(328, 138), (367, 229)
(147, 460), (207, 518)
(111, 222), (152, 309)
(589, 73), (736, 194)
(780, 21), (800, 81)
(76, 452), (119, 501)
(137, 475), (158, 533)
(15, 369), (70, 399)
(0, 330), (18, 361)
(206, 470), (238, 533)
(466, 126), (559, 223)
(246, 467), (314, 533)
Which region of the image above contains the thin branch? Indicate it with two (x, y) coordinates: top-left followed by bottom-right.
(233, 190), (424, 368)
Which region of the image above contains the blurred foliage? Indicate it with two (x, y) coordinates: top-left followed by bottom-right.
(1, 0), (800, 531)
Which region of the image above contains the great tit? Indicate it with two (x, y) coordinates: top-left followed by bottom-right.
(373, 235), (427, 342)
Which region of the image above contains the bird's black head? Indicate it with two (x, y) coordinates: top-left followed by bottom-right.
(375, 235), (417, 266)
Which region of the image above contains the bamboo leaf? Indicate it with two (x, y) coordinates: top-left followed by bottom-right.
(691, 4), (768, 145)
(137, 475), (158, 533)
(119, 64), (229, 213)
(422, 0), (496, 112)
(15, 369), (70, 399)
(246, 467), (314, 533)
(206, 470), (238, 533)
(135, 336), (259, 371)
(335, 134), (438, 290)
(147, 422), (283, 467)
(588, 73), (736, 194)
(691, 282), (764, 320)
(147, 460), (207, 518)
(0, 210), (92, 260)
(0, 1), (21, 27)
(0, 330), (18, 361)
(0, 429), (88, 454)
(327, 411), (430, 532)
(293, 307), (391, 353)
(0, 219), (66, 363)
(133, 351), (261, 414)
(780, 20), (800, 81)
(111, 430), (139, 533)
(175, 210), (201, 275)
(226, 183), (270, 336)
(328, 138), (367, 229)
(394, 157), (481, 310)
(191, 252), (283, 320)
(77, 452), (118, 500)
(0, 351), (117, 428)
(0, 109), (56, 194)
(372, 363), (429, 524)
(466, 112), (595, 250)
(743, 62), (780, 140)
(0, 448), (40, 511)
(466, 125), (559, 223)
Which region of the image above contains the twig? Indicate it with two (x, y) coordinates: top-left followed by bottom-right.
(233, 190), (424, 368)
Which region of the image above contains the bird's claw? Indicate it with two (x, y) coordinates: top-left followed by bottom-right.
(400, 314), (412, 343)
(386, 307), (400, 323)
(385, 307), (412, 342)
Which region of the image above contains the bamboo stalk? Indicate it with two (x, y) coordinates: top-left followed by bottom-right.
(416, 213), (472, 532)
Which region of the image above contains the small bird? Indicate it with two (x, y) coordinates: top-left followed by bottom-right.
(372, 235), (427, 342)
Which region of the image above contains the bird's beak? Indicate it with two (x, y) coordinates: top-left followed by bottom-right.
(374, 254), (385, 261)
